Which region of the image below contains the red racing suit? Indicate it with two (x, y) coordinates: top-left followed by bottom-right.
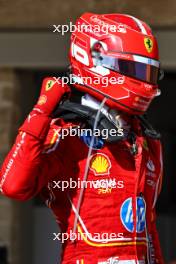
(0, 110), (164, 264)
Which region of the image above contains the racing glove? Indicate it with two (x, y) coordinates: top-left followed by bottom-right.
(19, 77), (70, 140)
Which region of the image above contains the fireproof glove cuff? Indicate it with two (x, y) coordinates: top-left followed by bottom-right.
(19, 110), (52, 140)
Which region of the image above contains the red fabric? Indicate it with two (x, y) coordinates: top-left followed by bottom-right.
(0, 115), (164, 264)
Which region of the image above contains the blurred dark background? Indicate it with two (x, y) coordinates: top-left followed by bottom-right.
(0, 0), (176, 263)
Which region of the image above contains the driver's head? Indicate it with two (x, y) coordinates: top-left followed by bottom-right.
(69, 13), (162, 115)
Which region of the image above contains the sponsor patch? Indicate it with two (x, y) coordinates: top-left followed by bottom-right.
(147, 179), (156, 188)
(98, 259), (145, 264)
(38, 95), (47, 105)
(76, 260), (84, 264)
(120, 197), (146, 233)
(45, 79), (55, 91)
(98, 257), (119, 264)
(89, 153), (111, 176)
(147, 160), (155, 172)
(144, 37), (153, 53)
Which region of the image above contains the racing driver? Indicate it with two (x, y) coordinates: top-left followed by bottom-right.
(0, 13), (164, 264)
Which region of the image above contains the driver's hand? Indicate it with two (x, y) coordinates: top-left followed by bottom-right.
(34, 77), (70, 116)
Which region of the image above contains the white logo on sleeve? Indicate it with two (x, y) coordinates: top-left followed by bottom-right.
(147, 160), (155, 172)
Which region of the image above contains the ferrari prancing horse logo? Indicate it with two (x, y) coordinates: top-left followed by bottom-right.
(45, 79), (55, 91)
(144, 37), (153, 53)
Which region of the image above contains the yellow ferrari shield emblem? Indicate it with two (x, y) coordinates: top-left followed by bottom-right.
(144, 37), (153, 53)
(46, 79), (55, 91)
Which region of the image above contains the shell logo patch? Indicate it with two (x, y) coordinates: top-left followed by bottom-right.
(89, 153), (111, 176)
(144, 37), (153, 53)
(38, 95), (47, 105)
(45, 79), (55, 91)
